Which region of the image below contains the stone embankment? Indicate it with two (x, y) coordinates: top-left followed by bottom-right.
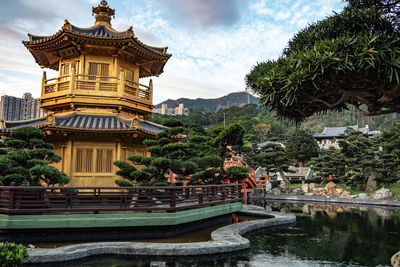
(24, 205), (295, 264)
(254, 181), (400, 208)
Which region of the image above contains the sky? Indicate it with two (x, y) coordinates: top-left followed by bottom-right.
(0, 0), (345, 104)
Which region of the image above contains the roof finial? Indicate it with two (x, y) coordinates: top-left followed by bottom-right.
(92, 0), (115, 27)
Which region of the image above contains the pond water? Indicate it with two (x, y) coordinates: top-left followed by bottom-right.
(28, 202), (400, 267)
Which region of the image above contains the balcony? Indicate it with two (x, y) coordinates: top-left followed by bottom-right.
(41, 71), (153, 106)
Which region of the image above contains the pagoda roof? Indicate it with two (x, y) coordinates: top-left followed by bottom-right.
(25, 22), (168, 55)
(0, 114), (172, 137)
(23, 6), (171, 77)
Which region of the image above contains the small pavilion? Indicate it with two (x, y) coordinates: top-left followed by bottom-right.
(0, 1), (173, 186)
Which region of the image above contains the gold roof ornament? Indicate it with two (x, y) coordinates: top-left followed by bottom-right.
(92, 1), (115, 27)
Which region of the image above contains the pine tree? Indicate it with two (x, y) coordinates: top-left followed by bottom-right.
(114, 123), (248, 186)
(308, 147), (346, 184)
(375, 123), (400, 184)
(286, 129), (319, 167)
(245, 140), (293, 184)
(338, 129), (379, 186)
(0, 127), (70, 186)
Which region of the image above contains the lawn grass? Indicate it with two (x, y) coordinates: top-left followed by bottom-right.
(289, 183), (302, 189)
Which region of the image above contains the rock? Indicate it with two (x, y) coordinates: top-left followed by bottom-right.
(325, 181), (336, 195)
(271, 188), (281, 195)
(312, 188), (326, 196)
(396, 180), (400, 184)
(28, 244), (36, 248)
(309, 183), (316, 191)
(372, 187), (393, 200)
(304, 193), (314, 196)
(292, 188), (302, 194)
(367, 175), (378, 190)
(335, 188), (344, 195)
(301, 184), (309, 193)
(392, 250), (400, 267)
(339, 190), (351, 197)
(365, 186), (373, 193)
(357, 193), (368, 200)
(279, 181), (290, 193)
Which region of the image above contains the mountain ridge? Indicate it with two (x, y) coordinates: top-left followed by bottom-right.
(155, 92), (259, 112)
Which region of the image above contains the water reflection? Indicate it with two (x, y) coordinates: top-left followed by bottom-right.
(28, 202), (400, 267)
(246, 201), (400, 267)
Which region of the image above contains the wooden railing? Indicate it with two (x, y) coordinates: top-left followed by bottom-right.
(41, 71), (152, 103)
(0, 184), (242, 215)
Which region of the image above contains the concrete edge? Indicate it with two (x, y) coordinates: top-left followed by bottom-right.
(24, 205), (296, 264)
(260, 194), (400, 208)
(0, 203), (243, 229)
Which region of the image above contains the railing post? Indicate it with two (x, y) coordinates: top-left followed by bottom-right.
(8, 182), (15, 213)
(170, 188), (176, 210)
(199, 187), (203, 204)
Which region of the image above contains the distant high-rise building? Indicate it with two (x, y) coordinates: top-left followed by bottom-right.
(153, 103), (188, 116)
(0, 93), (46, 121)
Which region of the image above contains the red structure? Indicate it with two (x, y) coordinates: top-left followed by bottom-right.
(224, 156), (267, 197)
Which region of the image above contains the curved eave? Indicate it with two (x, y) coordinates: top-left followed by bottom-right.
(23, 29), (171, 59)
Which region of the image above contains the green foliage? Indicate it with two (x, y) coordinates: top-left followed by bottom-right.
(245, 141), (293, 183)
(114, 123), (248, 186)
(0, 242), (27, 267)
(308, 147), (346, 184)
(375, 123), (400, 183)
(0, 126), (69, 186)
(246, 1), (400, 122)
(338, 130), (379, 185)
(286, 129), (319, 166)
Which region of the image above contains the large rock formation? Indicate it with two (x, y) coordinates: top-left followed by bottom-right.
(372, 187), (393, 200)
(301, 184), (309, 193)
(325, 182), (336, 195)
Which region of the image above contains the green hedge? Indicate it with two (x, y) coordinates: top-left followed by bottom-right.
(0, 242), (27, 267)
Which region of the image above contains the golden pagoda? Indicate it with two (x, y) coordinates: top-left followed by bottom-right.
(0, 1), (172, 187)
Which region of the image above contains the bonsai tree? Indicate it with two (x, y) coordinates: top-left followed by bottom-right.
(114, 123), (249, 186)
(338, 130), (379, 186)
(113, 127), (183, 186)
(246, 0), (400, 122)
(245, 140), (293, 184)
(308, 147), (346, 184)
(286, 129), (319, 167)
(375, 123), (400, 184)
(0, 126), (70, 186)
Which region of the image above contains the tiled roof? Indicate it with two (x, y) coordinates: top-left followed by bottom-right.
(1, 114), (168, 135)
(314, 125), (363, 138)
(55, 114), (131, 130)
(1, 117), (46, 129)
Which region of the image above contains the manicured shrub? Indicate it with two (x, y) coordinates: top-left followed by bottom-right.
(0, 242), (27, 267)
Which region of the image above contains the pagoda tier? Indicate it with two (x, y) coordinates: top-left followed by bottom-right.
(22, 0), (171, 119)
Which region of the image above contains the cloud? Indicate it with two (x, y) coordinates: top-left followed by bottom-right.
(161, 0), (242, 27)
(0, 0), (345, 103)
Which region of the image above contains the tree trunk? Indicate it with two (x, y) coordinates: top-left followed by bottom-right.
(279, 170), (290, 185)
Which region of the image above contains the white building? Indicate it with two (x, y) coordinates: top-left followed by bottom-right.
(153, 103), (188, 116)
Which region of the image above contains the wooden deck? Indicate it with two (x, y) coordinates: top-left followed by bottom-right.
(0, 184), (242, 215)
